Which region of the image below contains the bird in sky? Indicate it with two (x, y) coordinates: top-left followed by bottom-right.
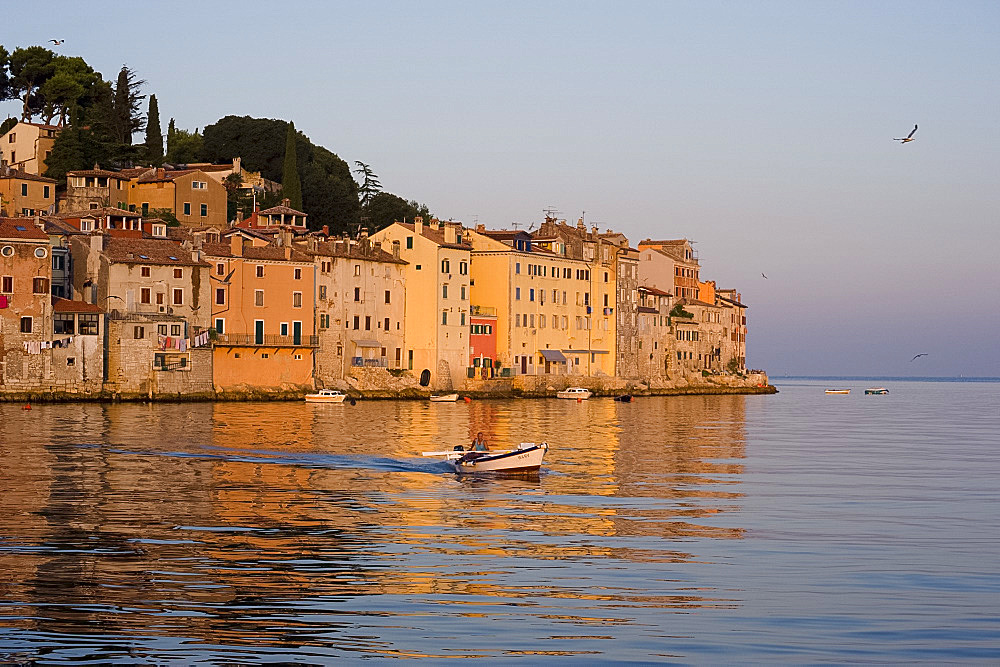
(761, 272), (768, 279)
(49, 39), (64, 45)
(894, 125), (918, 143)
(910, 353), (929, 361)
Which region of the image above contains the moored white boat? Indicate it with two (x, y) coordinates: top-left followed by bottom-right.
(865, 387), (889, 395)
(305, 389), (347, 403)
(557, 387), (592, 400)
(825, 389), (851, 394)
(429, 393), (459, 402)
(422, 443), (549, 474)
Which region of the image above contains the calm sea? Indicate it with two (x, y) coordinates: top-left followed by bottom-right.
(1, 379), (998, 662)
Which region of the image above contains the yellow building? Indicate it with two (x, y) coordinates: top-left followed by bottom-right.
(0, 121), (59, 175)
(0, 166), (55, 216)
(125, 168), (227, 228)
(467, 225), (617, 377)
(203, 231), (316, 392)
(371, 218), (470, 390)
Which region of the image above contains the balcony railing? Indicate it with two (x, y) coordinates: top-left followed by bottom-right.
(470, 305), (497, 317)
(351, 357), (388, 368)
(215, 333), (319, 347)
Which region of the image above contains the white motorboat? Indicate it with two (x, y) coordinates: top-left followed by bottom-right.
(824, 389), (851, 395)
(422, 443), (549, 474)
(429, 393), (459, 402)
(305, 389), (347, 403)
(557, 387), (592, 400)
(865, 387), (889, 395)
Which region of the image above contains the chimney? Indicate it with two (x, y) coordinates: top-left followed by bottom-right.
(476, 223), (485, 233)
(591, 225), (599, 237)
(576, 218), (585, 231)
(443, 223), (456, 244)
(90, 232), (103, 253)
(414, 216), (423, 235)
(157, 168), (165, 179)
(373, 241), (382, 254)
(429, 217), (440, 231)
(230, 233), (243, 257)
(233, 156), (241, 175)
(308, 237), (318, 252)
(284, 246), (291, 260)
(392, 239), (400, 259)
(281, 197), (290, 208)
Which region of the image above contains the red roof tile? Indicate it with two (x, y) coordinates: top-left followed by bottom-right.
(103, 237), (207, 267)
(0, 218), (49, 241)
(52, 297), (104, 313)
(0, 167), (57, 184)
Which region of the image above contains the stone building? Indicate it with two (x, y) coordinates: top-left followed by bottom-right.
(301, 236), (407, 386)
(61, 168), (131, 211)
(636, 286), (674, 384)
(637, 239), (701, 300)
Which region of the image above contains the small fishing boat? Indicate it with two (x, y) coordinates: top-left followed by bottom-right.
(429, 393), (459, 402)
(614, 394), (633, 403)
(305, 389), (347, 403)
(557, 387), (592, 400)
(422, 443), (549, 474)
(825, 389), (851, 394)
(865, 387), (889, 395)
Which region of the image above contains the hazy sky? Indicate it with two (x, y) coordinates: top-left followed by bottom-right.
(4, 1), (999, 376)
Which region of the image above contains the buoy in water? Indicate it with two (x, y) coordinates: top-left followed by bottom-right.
(463, 396), (471, 403)
(23, 404), (31, 410)
(577, 397), (582, 403)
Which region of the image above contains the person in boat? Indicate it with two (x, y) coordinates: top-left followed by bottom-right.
(471, 432), (489, 451)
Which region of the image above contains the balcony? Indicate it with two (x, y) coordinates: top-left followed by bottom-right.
(215, 333), (319, 347)
(351, 357), (388, 368)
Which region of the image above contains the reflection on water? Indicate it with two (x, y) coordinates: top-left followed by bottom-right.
(0, 396), (747, 660)
(5, 383), (999, 661)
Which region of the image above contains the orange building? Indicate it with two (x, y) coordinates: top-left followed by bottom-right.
(124, 168), (227, 227)
(203, 232), (317, 392)
(0, 166), (56, 216)
(637, 239), (700, 300)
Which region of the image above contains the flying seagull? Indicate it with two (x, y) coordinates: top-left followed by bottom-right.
(910, 353), (928, 361)
(49, 39), (64, 45)
(761, 272), (768, 279)
(894, 125), (918, 143)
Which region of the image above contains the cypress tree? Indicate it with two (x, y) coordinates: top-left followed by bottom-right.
(114, 67), (131, 145)
(281, 121), (302, 210)
(166, 118), (175, 161)
(144, 94), (163, 166)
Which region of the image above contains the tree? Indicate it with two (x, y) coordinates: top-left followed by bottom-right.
(38, 56), (100, 126)
(6, 46), (56, 121)
(144, 94), (163, 165)
(0, 45), (11, 103)
(111, 65), (145, 145)
(165, 119), (202, 164)
(366, 192), (432, 231)
(281, 121), (302, 210)
(354, 161), (382, 208)
(0, 117), (16, 137)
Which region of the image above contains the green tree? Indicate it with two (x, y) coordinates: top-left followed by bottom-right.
(281, 121), (303, 210)
(39, 56), (100, 126)
(112, 65), (145, 145)
(354, 161), (382, 208)
(0, 45), (11, 103)
(366, 192), (432, 231)
(165, 123), (202, 164)
(144, 94), (163, 165)
(0, 117), (16, 137)
(6, 46), (56, 121)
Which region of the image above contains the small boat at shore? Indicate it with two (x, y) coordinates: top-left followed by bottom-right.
(865, 387), (889, 395)
(429, 393), (459, 402)
(557, 387), (592, 400)
(825, 389), (851, 394)
(614, 394), (633, 403)
(305, 389), (347, 403)
(422, 443), (549, 474)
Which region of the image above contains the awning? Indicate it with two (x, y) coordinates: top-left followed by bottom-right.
(539, 349), (568, 363)
(562, 349), (609, 355)
(353, 339), (381, 348)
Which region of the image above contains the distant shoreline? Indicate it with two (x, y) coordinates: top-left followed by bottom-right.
(775, 376), (1000, 383)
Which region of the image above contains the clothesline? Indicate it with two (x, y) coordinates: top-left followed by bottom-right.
(23, 337), (74, 354)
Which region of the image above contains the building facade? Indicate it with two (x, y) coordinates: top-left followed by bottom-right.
(0, 122), (59, 175)
(0, 167), (56, 216)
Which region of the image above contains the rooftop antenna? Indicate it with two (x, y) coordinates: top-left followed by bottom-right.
(512, 222), (521, 230)
(543, 206), (560, 220)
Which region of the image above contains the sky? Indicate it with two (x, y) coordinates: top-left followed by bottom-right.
(3, 1), (999, 376)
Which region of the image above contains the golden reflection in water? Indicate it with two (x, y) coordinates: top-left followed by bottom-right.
(0, 395), (748, 655)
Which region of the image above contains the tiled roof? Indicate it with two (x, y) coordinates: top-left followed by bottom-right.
(66, 168), (127, 179)
(103, 237), (207, 267)
(638, 285), (672, 297)
(0, 217), (49, 240)
(677, 297), (722, 309)
(716, 295), (747, 308)
(42, 217), (84, 235)
(58, 206), (139, 219)
(306, 240), (406, 264)
(52, 297), (104, 313)
(396, 222), (471, 250)
(136, 169), (196, 184)
(202, 242), (313, 263)
(258, 204), (307, 217)
(0, 167), (56, 183)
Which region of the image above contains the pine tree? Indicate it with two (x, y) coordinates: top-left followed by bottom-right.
(144, 94), (163, 165)
(112, 65), (145, 146)
(166, 117), (176, 160)
(281, 121), (302, 210)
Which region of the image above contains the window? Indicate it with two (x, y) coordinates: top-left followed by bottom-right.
(384, 317), (390, 330)
(529, 289), (535, 302)
(365, 316), (371, 330)
(460, 312), (466, 326)
(280, 322), (289, 336)
(516, 314), (521, 327)
(216, 262), (225, 275)
(256, 265), (264, 278)
(294, 268), (302, 280)
(156, 292), (164, 305)
(254, 289), (264, 306)
(78, 314), (99, 335)
(200, 204), (207, 217)
(354, 287), (360, 302)
(441, 311), (448, 325)
(152, 224), (166, 237)
(215, 318), (225, 334)
(20, 316), (32, 333)
(1, 276), (11, 292)
(21, 183), (28, 196)
(319, 285), (327, 300)
(415, 264), (421, 270)
(515, 287), (521, 300)
(293, 291), (302, 308)
(80, 219), (94, 232)
(385, 290), (391, 304)
(215, 288), (225, 305)
(133, 325), (144, 339)
(354, 264), (361, 276)
(406, 236), (413, 249)
(171, 324), (181, 336)
(442, 285), (448, 299)
(515, 262), (520, 274)
(141, 287), (151, 304)
(183, 203), (191, 216)
(353, 315), (360, 330)
(461, 285), (466, 300)
(33, 277), (48, 294)
(54, 314), (75, 334)
(141, 266), (151, 277)
(459, 261), (468, 275)
(173, 268), (183, 279)
(142, 203), (149, 215)
(441, 259), (450, 273)
(159, 324), (168, 335)
(192, 180), (207, 189)
(172, 289), (183, 305)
